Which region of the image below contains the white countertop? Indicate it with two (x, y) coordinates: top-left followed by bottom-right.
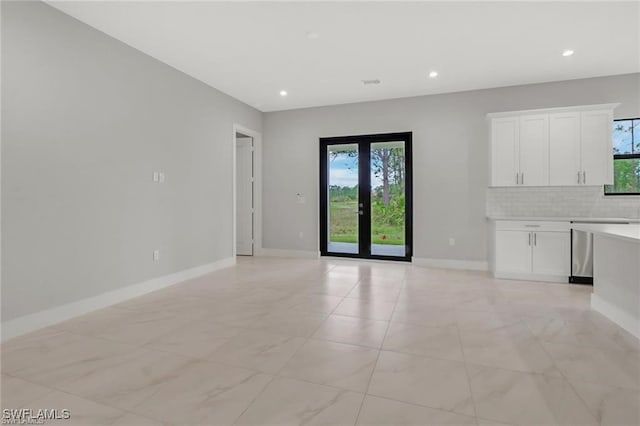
(487, 216), (640, 223)
(571, 223), (640, 244)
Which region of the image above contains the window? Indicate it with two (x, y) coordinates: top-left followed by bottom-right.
(605, 118), (640, 195)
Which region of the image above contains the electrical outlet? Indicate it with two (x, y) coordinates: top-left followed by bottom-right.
(153, 250), (160, 261)
(449, 238), (455, 246)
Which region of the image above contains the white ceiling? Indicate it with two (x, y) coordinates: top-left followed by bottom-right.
(48, 1), (639, 112)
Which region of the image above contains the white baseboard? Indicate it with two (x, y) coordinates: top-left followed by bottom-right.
(256, 248), (320, 259)
(1, 257), (235, 343)
(493, 271), (568, 283)
(591, 293), (640, 339)
(412, 257), (489, 271)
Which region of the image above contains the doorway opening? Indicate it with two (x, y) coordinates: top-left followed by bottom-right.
(320, 132), (413, 261)
(235, 131), (254, 256)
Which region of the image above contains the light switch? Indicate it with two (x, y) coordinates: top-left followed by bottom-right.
(296, 193), (305, 204)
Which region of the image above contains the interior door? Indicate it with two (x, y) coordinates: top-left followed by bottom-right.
(320, 132), (412, 261)
(236, 137), (253, 255)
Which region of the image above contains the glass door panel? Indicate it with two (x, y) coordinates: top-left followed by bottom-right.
(320, 132), (412, 261)
(327, 143), (359, 254)
(370, 141), (406, 257)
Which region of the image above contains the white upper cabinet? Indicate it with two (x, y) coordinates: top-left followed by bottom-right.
(581, 109), (614, 186)
(491, 117), (519, 186)
(519, 114), (549, 186)
(488, 104), (618, 187)
(549, 112), (580, 186)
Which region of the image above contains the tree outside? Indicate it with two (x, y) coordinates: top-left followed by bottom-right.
(370, 144), (405, 245)
(328, 143), (406, 245)
(606, 119), (640, 194)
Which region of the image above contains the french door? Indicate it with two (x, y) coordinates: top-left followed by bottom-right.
(319, 132), (413, 261)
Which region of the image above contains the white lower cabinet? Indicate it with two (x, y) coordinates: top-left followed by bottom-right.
(495, 231), (532, 274)
(531, 231), (570, 276)
(494, 221), (570, 282)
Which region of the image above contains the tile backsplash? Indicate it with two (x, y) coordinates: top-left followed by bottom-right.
(486, 186), (640, 219)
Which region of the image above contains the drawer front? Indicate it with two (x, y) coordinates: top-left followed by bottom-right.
(495, 220), (570, 232)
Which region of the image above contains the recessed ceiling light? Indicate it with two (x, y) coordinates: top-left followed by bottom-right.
(562, 49), (574, 57)
(306, 32), (319, 40)
(362, 79), (381, 85)
(429, 71), (438, 78)
(279, 90), (288, 97)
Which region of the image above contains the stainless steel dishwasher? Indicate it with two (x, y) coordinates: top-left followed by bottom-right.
(570, 219), (630, 284)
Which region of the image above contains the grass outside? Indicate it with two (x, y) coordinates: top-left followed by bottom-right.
(329, 199), (404, 245)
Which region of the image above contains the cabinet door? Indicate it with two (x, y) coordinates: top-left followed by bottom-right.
(491, 117), (519, 186)
(519, 114), (549, 186)
(531, 231), (570, 276)
(581, 110), (614, 185)
(549, 112), (581, 186)
(495, 230), (532, 274)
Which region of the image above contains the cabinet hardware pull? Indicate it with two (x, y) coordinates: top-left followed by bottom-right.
(577, 171), (581, 184)
(534, 233), (537, 246)
(516, 173), (519, 185)
(528, 232), (531, 246)
(583, 171), (586, 184)
(521, 172), (524, 185)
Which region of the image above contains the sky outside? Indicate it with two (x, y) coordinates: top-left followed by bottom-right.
(613, 119), (639, 154)
(329, 153), (383, 188)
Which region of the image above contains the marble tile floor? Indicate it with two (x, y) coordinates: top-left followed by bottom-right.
(2, 257), (639, 426)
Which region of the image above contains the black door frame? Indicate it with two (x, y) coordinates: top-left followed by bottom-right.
(319, 132), (413, 262)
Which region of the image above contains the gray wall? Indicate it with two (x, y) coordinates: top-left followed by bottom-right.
(1, 1), (261, 321)
(262, 73), (640, 261)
